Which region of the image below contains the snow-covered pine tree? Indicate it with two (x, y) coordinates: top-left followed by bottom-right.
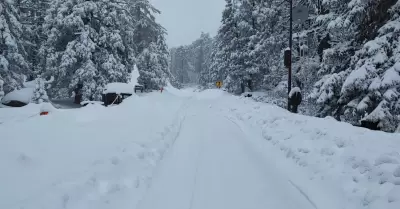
(170, 46), (191, 84)
(17, 0), (50, 76)
(130, 0), (170, 90)
(338, 0), (400, 131)
(310, 0), (400, 131)
(170, 32), (213, 86)
(198, 35), (215, 87)
(210, 0), (240, 93)
(192, 33), (213, 82)
(31, 75), (53, 103)
(250, 0), (289, 91)
(0, 0), (30, 93)
(228, 0), (261, 92)
(137, 41), (167, 90)
(40, 0), (135, 101)
(310, 0), (372, 119)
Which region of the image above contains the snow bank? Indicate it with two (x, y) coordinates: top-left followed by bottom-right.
(0, 92), (188, 209)
(163, 82), (196, 97)
(1, 88), (34, 104)
(0, 103), (41, 124)
(40, 103), (57, 113)
(103, 83), (134, 94)
(217, 95), (400, 209)
(195, 89), (226, 100)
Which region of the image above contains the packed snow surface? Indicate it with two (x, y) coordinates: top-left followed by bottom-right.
(1, 87), (399, 209)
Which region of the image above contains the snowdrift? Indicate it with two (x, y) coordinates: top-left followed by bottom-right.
(1, 87), (399, 209)
(0, 93), (188, 209)
(1, 88), (34, 105)
(163, 82), (196, 97)
(217, 95), (400, 209)
(0, 103), (41, 124)
(194, 89), (226, 100)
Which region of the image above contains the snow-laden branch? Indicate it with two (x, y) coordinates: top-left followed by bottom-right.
(44, 76), (54, 84)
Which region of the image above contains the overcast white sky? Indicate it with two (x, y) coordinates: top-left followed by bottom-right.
(150, 0), (226, 47)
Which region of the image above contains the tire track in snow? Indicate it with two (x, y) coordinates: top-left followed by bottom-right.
(134, 97), (193, 209)
(221, 114), (320, 209)
(188, 134), (204, 209)
(288, 180), (318, 209)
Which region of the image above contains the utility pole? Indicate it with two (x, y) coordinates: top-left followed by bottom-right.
(288, 0), (293, 111)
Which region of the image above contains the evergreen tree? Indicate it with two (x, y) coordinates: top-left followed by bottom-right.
(31, 75), (53, 103)
(210, 0), (240, 93)
(137, 41), (167, 89)
(40, 0), (135, 101)
(130, 0), (170, 90)
(0, 0), (30, 93)
(170, 32), (213, 86)
(311, 0), (400, 131)
(17, 0), (50, 76)
(338, 0), (400, 131)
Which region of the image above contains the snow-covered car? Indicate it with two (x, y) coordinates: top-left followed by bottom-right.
(1, 87), (34, 107)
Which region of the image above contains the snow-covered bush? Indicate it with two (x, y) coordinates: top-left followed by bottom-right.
(31, 76), (54, 104)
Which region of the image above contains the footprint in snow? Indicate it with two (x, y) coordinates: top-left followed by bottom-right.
(320, 148), (335, 156)
(335, 138), (347, 148)
(394, 166), (400, 178)
(62, 194), (70, 209)
(374, 154), (399, 166)
(298, 148), (310, 153)
(17, 153), (32, 165)
(111, 156), (120, 165)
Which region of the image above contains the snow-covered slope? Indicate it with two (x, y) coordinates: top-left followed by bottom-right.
(214, 92), (400, 209)
(1, 88), (399, 209)
(0, 93), (189, 209)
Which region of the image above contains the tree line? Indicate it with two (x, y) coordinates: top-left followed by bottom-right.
(170, 0), (400, 132)
(0, 0), (172, 102)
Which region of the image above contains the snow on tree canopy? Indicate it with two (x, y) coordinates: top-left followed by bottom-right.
(103, 83), (134, 95)
(0, 0), (30, 93)
(39, 0), (142, 100)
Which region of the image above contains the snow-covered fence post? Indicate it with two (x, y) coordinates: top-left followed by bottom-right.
(288, 87), (302, 113)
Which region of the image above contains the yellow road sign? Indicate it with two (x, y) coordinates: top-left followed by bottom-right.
(216, 81), (223, 88)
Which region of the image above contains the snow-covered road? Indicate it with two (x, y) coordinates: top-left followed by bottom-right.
(137, 103), (317, 209)
(1, 86), (400, 209)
